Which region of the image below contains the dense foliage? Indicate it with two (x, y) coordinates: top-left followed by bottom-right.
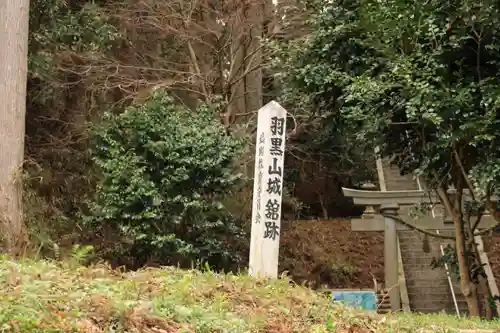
(277, 0), (500, 192)
(87, 90), (245, 268)
(266, 2), (376, 217)
(23, 0), (367, 268)
(25, 0), (121, 242)
(341, 0), (500, 192)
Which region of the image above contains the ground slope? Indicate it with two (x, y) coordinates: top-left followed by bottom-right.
(280, 219), (500, 292)
(1, 258), (499, 332)
(280, 219), (384, 289)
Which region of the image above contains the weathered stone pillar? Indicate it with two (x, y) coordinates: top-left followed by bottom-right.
(380, 203), (401, 312)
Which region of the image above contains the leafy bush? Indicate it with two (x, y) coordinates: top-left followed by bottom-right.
(88, 90), (245, 269)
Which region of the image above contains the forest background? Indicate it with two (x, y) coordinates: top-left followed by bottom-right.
(13, 0), (369, 272)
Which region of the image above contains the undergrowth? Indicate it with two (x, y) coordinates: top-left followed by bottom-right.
(0, 257), (499, 332)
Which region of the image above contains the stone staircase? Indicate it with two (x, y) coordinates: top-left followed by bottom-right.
(376, 289), (392, 314)
(381, 159), (468, 315)
(398, 229), (468, 314)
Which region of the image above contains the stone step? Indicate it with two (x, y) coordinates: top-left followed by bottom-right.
(398, 228), (467, 314)
(376, 289), (392, 314)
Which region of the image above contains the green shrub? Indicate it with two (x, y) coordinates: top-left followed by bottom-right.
(88, 90), (245, 269)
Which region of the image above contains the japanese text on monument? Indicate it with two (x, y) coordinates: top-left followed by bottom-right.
(264, 116), (285, 241)
(249, 101), (287, 278)
(255, 133), (265, 224)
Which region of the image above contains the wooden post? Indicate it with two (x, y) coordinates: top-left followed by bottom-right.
(249, 101), (287, 278)
(380, 203), (401, 312)
(397, 237), (411, 312)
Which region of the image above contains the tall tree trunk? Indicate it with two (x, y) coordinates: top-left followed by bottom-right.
(464, 217), (493, 319)
(439, 187), (480, 316)
(0, 0), (30, 255)
(228, 0), (247, 126)
(244, 0), (265, 114)
(454, 215), (480, 316)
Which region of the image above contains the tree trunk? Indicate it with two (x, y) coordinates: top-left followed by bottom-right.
(439, 185), (480, 316)
(453, 214), (480, 316)
(244, 0), (264, 114)
(0, 0), (30, 256)
(478, 274), (492, 319)
(465, 219), (493, 319)
(227, 0), (247, 126)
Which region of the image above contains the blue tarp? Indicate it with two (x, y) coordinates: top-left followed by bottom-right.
(331, 290), (377, 311)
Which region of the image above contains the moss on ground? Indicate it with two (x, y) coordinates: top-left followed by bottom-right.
(0, 257), (499, 332)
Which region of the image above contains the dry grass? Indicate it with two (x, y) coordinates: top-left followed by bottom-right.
(0, 256), (499, 332)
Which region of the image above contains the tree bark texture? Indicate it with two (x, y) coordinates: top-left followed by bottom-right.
(228, 0), (267, 125)
(228, 0), (247, 125)
(464, 217), (493, 319)
(454, 214), (480, 316)
(438, 186), (480, 316)
(244, 0), (264, 114)
(0, 0), (30, 255)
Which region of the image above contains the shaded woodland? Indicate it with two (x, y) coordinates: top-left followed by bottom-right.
(21, 0), (366, 263)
